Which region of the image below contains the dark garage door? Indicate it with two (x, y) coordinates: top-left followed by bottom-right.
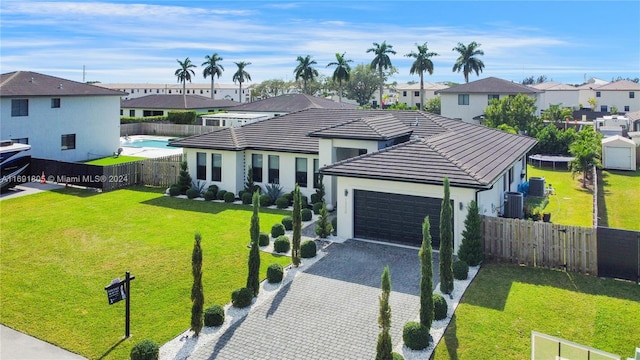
(354, 190), (447, 247)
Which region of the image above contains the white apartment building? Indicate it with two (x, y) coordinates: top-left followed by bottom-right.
(98, 83), (252, 103)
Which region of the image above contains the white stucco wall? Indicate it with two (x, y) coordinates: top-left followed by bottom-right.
(183, 148), (244, 194)
(245, 150), (319, 199)
(1, 95), (121, 162)
(440, 93), (539, 123)
(597, 90), (640, 113)
(537, 90), (580, 112)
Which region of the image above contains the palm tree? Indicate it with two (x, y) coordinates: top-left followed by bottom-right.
(405, 42), (438, 111)
(452, 41), (485, 83)
(326, 52), (353, 104)
(367, 41), (396, 109)
(202, 53), (224, 99)
(175, 57), (197, 107)
(294, 55), (319, 95)
(232, 61), (251, 103)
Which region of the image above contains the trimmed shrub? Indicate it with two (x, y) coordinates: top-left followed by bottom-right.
(283, 192), (293, 206)
(186, 188), (199, 199)
(223, 191), (235, 203)
(331, 217), (337, 235)
(300, 240), (316, 258)
(453, 259), (469, 280)
(392, 353), (404, 360)
(237, 190), (245, 200)
(275, 196), (289, 209)
(281, 216), (293, 231)
(167, 110), (196, 124)
(402, 322), (430, 350)
(313, 202), (323, 215)
(130, 339), (159, 360)
(271, 223), (286, 238)
(310, 193), (320, 204)
(259, 232), (270, 247)
(203, 305), (225, 327)
(169, 184), (180, 197)
(231, 287), (253, 308)
(204, 190), (215, 201)
(207, 184), (219, 195)
(216, 189), (227, 200)
(433, 294), (448, 320)
(259, 194), (272, 207)
(301, 195), (309, 207)
(274, 235), (290, 253)
(301, 208), (313, 221)
(266, 263), (284, 283)
(241, 192), (253, 205)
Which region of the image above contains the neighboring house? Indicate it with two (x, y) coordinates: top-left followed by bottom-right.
(224, 93), (357, 118)
(394, 82), (448, 109)
(532, 82), (581, 112)
(436, 77), (541, 123)
(120, 94), (238, 117)
(591, 80), (640, 113)
(98, 83), (252, 103)
(627, 110), (640, 132)
(201, 112), (271, 127)
(0, 71), (125, 162)
(171, 108), (536, 251)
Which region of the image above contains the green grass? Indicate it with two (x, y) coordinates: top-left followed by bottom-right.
(527, 165), (593, 226)
(84, 155), (145, 165)
(599, 169), (640, 230)
(433, 263), (640, 359)
(0, 187), (291, 359)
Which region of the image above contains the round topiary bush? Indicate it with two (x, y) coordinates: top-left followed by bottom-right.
(216, 189), (227, 200)
(283, 192), (293, 206)
(259, 194), (272, 207)
(207, 184), (219, 195)
(281, 216), (293, 231)
(203, 190), (215, 201)
(453, 259), (469, 280)
(300, 240), (317, 258)
(301, 195), (309, 207)
(313, 202), (323, 215)
(259, 232), (270, 246)
(273, 235), (290, 253)
(310, 193), (320, 204)
(301, 208), (313, 221)
(402, 322), (430, 350)
(169, 184), (180, 197)
(186, 188), (199, 199)
(275, 196), (289, 209)
(223, 191), (235, 203)
(130, 339), (159, 360)
(204, 304), (225, 327)
(242, 192), (253, 205)
(237, 190), (245, 200)
(231, 287), (253, 308)
(271, 223), (286, 238)
(266, 263), (284, 283)
(433, 293), (448, 320)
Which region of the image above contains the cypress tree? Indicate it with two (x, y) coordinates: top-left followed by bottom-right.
(292, 184), (302, 266)
(245, 166), (255, 193)
(190, 233), (204, 336)
(419, 216), (434, 329)
(439, 177), (454, 294)
(314, 202), (333, 238)
(458, 200), (483, 266)
(178, 161), (192, 195)
(375, 266), (393, 360)
(314, 174), (325, 203)
(246, 191), (261, 296)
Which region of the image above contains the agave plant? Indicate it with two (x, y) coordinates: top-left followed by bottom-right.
(191, 180), (207, 197)
(264, 183), (283, 202)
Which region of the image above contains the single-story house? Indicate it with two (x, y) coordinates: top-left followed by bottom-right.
(224, 93), (357, 118)
(120, 94), (238, 117)
(171, 108), (536, 251)
(602, 135), (637, 171)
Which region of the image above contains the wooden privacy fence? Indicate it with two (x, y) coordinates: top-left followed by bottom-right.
(120, 123), (219, 137)
(102, 154), (183, 192)
(482, 216), (597, 275)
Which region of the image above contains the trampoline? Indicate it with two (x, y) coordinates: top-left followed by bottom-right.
(528, 154), (575, 170)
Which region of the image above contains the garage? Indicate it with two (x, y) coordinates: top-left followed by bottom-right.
(602, 136), (636, 171)
(354, 190), (450, 247)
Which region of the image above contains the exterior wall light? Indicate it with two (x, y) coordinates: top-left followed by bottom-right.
(344, 189), (348, 197)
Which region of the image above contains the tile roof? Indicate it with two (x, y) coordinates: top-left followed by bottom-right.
(436, 77), (541, 94)
(0, 71), (125, 97)
(530, 82), (578, 91)
(593, 80), (640, 91)
(395, 82), (449, 91)
(121, 94), (238, 109)
(308, 114), (412, 140)
(226, 93), (357, 112)
(626, 110), (640, 122)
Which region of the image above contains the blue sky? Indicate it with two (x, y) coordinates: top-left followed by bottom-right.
(1, 1), (639, 85)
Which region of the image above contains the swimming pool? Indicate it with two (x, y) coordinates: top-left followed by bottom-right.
(120, 136), (180, 149)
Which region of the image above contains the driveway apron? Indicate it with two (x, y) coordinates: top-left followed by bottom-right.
(189, 239), (440, 360)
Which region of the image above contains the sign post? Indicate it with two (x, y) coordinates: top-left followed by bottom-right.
(104, 271), (135, 338)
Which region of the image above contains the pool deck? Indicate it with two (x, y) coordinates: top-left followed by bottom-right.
(119, 136), (183, 158)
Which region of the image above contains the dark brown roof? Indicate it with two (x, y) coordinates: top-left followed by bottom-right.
(0, 71), (125, 97)
(308, 114), (413, 140)
(121, 94), (238, 109)
(227, 93), (357, 112)
(436, 77), (541, 94)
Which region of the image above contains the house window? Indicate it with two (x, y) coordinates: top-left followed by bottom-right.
(596, 91), (601, 97)
(61, 134), (76, 150)
(143, 110), (163, 117)
(196, 152), (206, 180)
(414, 91), (419, 97)
(252, 154), (263, 182)
(313, 159), (319, 189)
(402, 91), (407, 97)
(458, 94), (469, 105)
(624, 105), (630, 112)
(51, 98), (61, 108)
(630, 92), (635, 99)
(211, 153), (222, 181)
(295, 157), (307, 187)
(268, 155), (279, 184)
(120, 109), (123, 116)
(11, 138), (28, 144)
(129, 110), (135, 117)
(11, 99), (28, 116)
(488, 94), (499, 104)
(601, 105), (608, 112)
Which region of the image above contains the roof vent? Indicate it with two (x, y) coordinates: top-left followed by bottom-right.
(29, 77), (34, 83)
(58, 84), (63, 89)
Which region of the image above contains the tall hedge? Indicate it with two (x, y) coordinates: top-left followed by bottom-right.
(167, 110), (197, 124)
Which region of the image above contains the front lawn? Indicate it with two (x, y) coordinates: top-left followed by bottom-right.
(527, 165), (593, 226)
(84, 155), (145, 165)
(0, 187), (291, 359)
(433, 264), (640, 359)
(599, 168), (640, 230)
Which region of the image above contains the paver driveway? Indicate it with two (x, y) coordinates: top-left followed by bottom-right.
(189, 240), (440, 360)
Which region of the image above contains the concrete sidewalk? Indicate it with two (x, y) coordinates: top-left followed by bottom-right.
(0, 325), (86, 360)
(0, 182), (64, 201)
